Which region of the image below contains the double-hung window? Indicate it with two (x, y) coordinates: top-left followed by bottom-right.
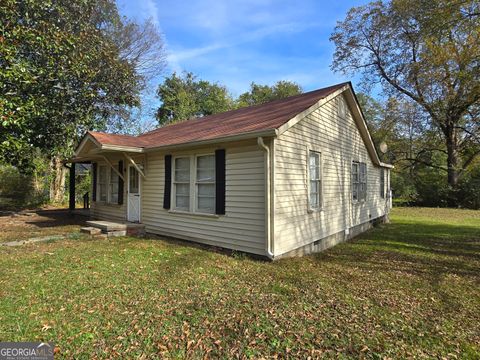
(173, 154), (216, 214)
(196, 155), (215, 213)
(352, 161), (367, 202)
(98, 165), (108, 202)
(173, 157), (191, 211)
(309, 151), (322, 210)
(109, 168), (119, 204)
(380, 169), (385, 198)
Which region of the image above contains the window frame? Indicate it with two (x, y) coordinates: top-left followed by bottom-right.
(307, 149), (323, 212)
(352, 161), (359, 202)
(195, 154), (216, 214)
(108, 167), (120, 204)
(380, 168), (385, 199)
(352, 160), (367, 203)
(172, 156), (191, 211)
(97, 165), (108, 203)
(171, 153), (216, 215)
(96, 162), (123, 205)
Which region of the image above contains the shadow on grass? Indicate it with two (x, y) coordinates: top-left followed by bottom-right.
(23, 209), (88, 228)
(316, 221), (480, 281)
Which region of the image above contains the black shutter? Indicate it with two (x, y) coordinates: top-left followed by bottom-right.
(118, 160), (124, 205)
(163, 155), (172, 209)
(92, 163), (97, 201)
(215, 149), (226, 215)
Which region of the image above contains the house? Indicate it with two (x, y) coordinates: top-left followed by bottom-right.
(72, 82), (392, 259)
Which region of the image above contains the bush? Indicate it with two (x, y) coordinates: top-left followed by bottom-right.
(0, 165), (48, 209)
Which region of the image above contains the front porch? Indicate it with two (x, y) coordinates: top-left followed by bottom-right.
(68, 131), (147, 223)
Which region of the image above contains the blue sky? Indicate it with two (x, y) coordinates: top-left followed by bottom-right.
(117, 0), (371, 118)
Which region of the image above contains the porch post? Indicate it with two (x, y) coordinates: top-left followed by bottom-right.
(69, 163), (76, 210)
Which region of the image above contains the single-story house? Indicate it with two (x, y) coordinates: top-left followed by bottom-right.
(72, 82), (392, 259)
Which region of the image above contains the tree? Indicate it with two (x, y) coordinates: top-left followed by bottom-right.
(331, 0), (480, 193)
(236, 80), (302, 107)
(156, 72), (234, 125)
(0, 0), (165, 202)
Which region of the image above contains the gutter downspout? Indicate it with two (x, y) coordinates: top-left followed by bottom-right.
(257, 137), (274, 259)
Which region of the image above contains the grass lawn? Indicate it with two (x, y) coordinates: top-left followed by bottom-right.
(0, 207), (479, 358)
(0, 208), (86, 243)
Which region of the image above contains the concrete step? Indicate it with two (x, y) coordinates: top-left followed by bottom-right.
(85, 220), (145, 238)
(80, 227), (102, 235)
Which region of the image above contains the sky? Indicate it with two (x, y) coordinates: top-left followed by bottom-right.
(116, 0), (372, 120)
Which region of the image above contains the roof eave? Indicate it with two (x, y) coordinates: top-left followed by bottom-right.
(99, 144), (145, 153)
(144, 128), (278, 152)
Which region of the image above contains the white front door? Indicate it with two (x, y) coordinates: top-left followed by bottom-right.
(127, 165), (141, 222)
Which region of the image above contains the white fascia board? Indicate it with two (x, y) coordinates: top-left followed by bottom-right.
(100, 144), (145, 153)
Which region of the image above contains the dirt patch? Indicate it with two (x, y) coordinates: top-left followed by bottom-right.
(0, 208), (88, 243)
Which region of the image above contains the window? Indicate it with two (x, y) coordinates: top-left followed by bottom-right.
(173, 157), (190, 211)
(109, 168), (119, 204)
(352, 162), (359, 201)
(172, 154), (216, 214)
(309, 151), (322, 209)
(380, 169), (385, 198)
(196, 155), (215, 213)
(359, 163), (367, 201)
(98, 165), (107, 202)
(352, 161), (367, 202)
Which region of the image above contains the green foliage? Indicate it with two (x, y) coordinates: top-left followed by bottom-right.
(155, 75), (303, 126)
(331, 0), (480, 189)
(75, 169), (92, 204)
(0, 207), (479, 357)
(236, 80), (302, 108)
(0, 0), (145, 170)
(359, 92), (480, 208)
(457, 161), (480, 209)
(0, 165), (47, 209)
(156, 72), (234, 125)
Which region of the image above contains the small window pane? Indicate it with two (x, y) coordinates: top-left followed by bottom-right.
(198, 196), (215, 213)
(197, 168), (214, 182)
(197, 155), (214, 169)
(176, 183), (190, 196)
(197, 155), (215, 182)
(175, 169), (190, 182)
(309, 151), (321, 209)
(175, 195), (189, 209)
(129, 167), (139, 193)
(175, 157), (190, 170)
(198, 183), (215, 196)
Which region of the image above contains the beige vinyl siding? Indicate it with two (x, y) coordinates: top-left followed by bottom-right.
(273, 94), (390, 256)
(142, 141), (266, 255)
(91, 202), (126, 221)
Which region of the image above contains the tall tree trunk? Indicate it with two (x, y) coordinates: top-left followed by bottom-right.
(49, 156), (66, 203)
(445, 124), (460, 188)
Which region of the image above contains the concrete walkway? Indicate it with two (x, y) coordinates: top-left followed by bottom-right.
(2, 234), (68, 247)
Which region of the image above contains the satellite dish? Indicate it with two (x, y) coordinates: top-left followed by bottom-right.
(379, 141), (388, 154)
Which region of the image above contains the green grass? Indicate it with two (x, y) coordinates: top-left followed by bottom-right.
(0, 207), (479, 358)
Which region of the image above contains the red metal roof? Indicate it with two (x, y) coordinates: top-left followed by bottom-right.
(88, 82), (348, 149)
